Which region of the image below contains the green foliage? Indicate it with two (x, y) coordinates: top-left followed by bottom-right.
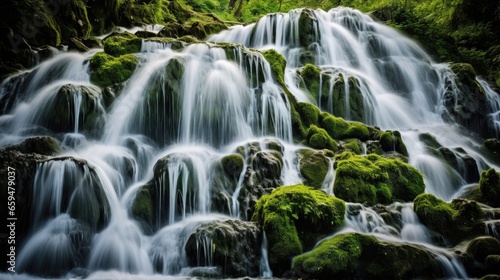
(414, 193), (485, 245)
(334, 152), (424, 204)
(479, 168), (500, 207)
(252, 184), (345, 275)
(90, 52), (138, 87)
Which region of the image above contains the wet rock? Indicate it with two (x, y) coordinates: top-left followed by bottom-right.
(7, 136), (60, 156)
(292, 232), (446, 279)
(414, 194), (485, 245)
(252, 184), (345, 276)
(185, 219), (262, 277)
(297, 148), (333, 189)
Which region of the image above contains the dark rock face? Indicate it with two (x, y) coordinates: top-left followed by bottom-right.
(442, 63), (493, 137)
(185, 219), (262, 277)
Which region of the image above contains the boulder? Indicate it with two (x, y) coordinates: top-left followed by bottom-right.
(185, 219), (262, 277)
(252, 184), (345, 276)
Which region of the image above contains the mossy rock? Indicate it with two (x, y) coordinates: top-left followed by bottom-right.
(327, 74), (366, 122)
(262, 49), (287, 85)
(7, 136), (60, 156)
(252, 184), (345, 276)
(334, 152), (425, 205)
(296, 102), (320, 128)
(185, 219), (262, 277)
(292, 232), (444, 279)
(131, 186), (153, 234)
(479, 168), (500, 207)
(297, 148), (334, 189)
(299, 64), (323, 100)
(298, 9), (319, 47)
(341, 138), (364, 155)
(305, 125), (338, 151)
(378, 130), (409, 157)
(103, 32), (142, 57)
(320, 113), (371, 141)
(414, 193), (485, 245)
(90, 52), (138, 88)
(221, 153), (244, 177)
(135, 56), (184, 146)
(131, 153), (199, 231)
(467, 237), (500, 263)
(39, 84), (104, 135)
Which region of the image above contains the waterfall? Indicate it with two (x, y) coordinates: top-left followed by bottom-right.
(3, 5), (500, 280)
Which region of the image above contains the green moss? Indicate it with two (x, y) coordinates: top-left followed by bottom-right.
(378, 130), (409, 157)
(90, 52), (138, 87)
(293, 232), (366, 278)
(297, 149), (332, 189)
(293, 232), (441, 279)
(103, 32), (142, 57)
(262, 49), (286, 84)
(334, 152), (424, 204)
(342, 139), (363, 155)
(300, 64), (323, 100)
(131, 186), (153, 232)
(479, 168), (500, 207)
(296, 102), (320, 128)
(320, 113), (371, 141)
(414, 193), (485, 245)
(306, 125), (338, 151)
(252, 184), (345, 275)
(221, 154), (244, 177)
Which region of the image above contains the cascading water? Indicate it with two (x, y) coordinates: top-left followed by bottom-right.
(2, 5), (500, 280)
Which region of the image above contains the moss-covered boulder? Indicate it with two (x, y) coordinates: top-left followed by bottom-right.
(221, 153), (244, 178)
(132, 56), (184, 146)
(334, 152), (425, 205)
(305, 125), (338, 151)
(262, 49), (287, 85)
(131, 186), (154, 234)
(6, 136), (60, 156)
(320, 112), (371, 141)
(103, 32), (142, 57)
(377, 130), (409, 157)
(185, 219), (262, 277)
(39, 84), (105, 136)
(297, 148), (333, 189)
(465, 236), (500, 277)
(296, 102), (320, 128)
(292, 232), (445, 279)
(299, 64), (323, 100)
(131, 153), (199, 231)
(479, 168), (500, 207)
(414, 193), (485, 245)
(90, 52), (138, 88)
(298, 9), (319, 48)
(209, 153), (245, 215)
(252, 185), (345, 276)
